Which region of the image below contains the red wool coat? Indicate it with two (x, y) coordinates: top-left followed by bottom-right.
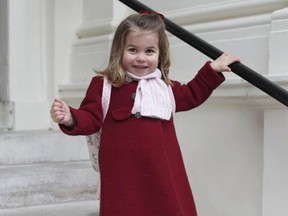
(60, 62), (225, 216)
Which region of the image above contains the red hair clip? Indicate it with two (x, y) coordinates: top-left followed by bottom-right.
(138, 10), (164, 20)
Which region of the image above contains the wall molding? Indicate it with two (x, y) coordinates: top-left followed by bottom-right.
(76, 18), (115, 39)
(166, 0), (288, 26)
(209, 74), (288, 108)
(72, 1), (288, 52)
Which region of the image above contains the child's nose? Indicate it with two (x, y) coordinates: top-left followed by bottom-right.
(136, 53), (145, 62)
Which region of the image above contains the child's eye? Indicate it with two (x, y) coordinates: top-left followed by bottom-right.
(146, 49), (155, 54)
(128, 48), (137, 53)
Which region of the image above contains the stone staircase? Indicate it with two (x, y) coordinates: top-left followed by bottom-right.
(0, 130), (100, 215)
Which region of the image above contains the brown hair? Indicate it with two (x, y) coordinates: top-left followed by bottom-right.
(98, 13), (171, 87)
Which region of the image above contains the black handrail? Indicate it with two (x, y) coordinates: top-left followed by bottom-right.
(119, 0), (288, 107)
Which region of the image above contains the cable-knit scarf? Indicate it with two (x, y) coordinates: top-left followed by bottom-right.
(126, 69), (175, 120)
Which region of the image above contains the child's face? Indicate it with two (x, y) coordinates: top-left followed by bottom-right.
(122, 30), (160, 77)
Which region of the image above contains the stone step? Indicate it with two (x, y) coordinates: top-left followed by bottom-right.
(0, 130), (89, 165)
(0, 161), (99, 208)
(0, 200), (100, 216)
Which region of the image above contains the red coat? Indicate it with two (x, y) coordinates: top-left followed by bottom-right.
(60, 62), (225, 216)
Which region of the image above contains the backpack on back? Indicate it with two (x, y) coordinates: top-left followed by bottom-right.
(86, 77), (111, 172)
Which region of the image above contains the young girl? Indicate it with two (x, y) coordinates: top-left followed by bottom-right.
(50, 13), (239, 216)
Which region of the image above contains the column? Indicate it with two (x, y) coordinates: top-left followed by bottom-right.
(8, 0), (54, 130)
(263, 109), (288, 216)
(263, 7), (288, 216)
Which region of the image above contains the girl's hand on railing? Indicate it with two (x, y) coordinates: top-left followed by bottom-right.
(210, 53), (240, 73)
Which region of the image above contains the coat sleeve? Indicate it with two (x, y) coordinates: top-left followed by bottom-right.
(59, 76), (104, 136)
(172, 61), (225, 112)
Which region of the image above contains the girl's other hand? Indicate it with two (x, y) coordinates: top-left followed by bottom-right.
(50, 99), (75, 127)
(210, 53), (240, 73)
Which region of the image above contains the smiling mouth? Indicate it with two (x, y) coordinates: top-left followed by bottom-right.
(133, 65), (148, 69)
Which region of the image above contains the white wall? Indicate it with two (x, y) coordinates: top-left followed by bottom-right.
(175, 104), (264, 216)
(263, 109), (288, 216)
(54, 0), (83, 86)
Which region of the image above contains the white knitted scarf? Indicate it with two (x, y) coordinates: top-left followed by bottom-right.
(126, 69), (175, 120)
